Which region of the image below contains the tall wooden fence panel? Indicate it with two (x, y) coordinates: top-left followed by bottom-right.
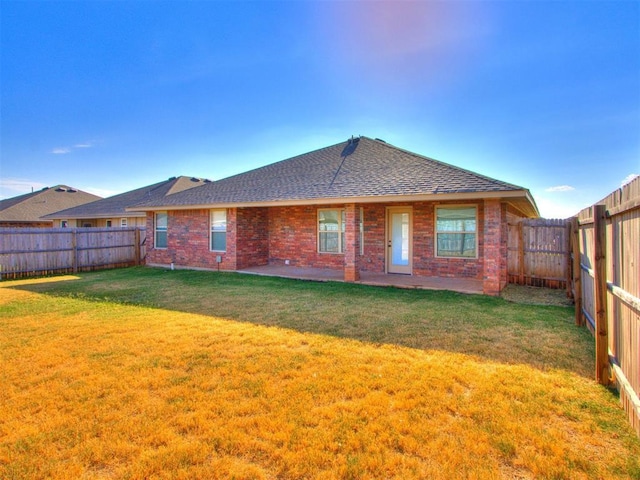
(507, 218), (571, 289)
(576, 216), (596, 333)
(0, 227), (146, 279)
(575, 176), (640, 436)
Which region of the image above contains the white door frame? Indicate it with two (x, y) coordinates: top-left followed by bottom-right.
(386, 206), (413, 275)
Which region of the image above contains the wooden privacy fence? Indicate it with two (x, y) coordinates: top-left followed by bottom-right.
(0, 227), (146, 279)
(572, 176), (640, 436)
(507, 218), (571, 290)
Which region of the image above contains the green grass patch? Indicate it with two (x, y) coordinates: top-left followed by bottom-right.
(11, 266), (593, 376)
(1, 267), (638, 479)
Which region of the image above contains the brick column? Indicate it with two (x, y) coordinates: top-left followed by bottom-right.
(483, 199), (507, 296)
(344, 203), (360, 282)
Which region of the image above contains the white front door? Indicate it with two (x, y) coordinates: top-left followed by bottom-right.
(387, 207), (412, 274)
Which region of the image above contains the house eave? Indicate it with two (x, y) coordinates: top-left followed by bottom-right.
(0, 219), (51, 224)
(44, 212), (147, 220)
(128, 190), (539, 217)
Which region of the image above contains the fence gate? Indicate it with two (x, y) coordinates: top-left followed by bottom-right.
(507, 218), (571, 290)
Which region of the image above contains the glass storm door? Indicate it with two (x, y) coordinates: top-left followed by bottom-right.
(387, 208), (412, 274)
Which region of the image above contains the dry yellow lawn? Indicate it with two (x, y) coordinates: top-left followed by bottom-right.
(1, 272), (639, 479)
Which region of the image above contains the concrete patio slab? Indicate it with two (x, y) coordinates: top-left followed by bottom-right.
(237, 265), (483, 295)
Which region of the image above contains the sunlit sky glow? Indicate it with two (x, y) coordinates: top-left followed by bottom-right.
(1, 1), (639, 218)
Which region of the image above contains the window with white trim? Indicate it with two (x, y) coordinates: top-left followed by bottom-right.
(120, 218), (128, 227)
(318, 209), (345, 253)
(435, 206), (477, 258)
(155, 212), (168, 249)
(210, 209), (227, 252)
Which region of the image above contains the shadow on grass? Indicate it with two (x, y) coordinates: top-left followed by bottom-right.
(4, 266), (594, 378)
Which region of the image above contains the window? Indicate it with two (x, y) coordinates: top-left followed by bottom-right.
(61, 220), (68, 228)
(318, 209), (345, 253)
(436, 206), (477, 258)
(106, 220), (112, 228)
(210, 209), (227, 251)
(155, 212), (168, 249)
(120, 218), (128, 227)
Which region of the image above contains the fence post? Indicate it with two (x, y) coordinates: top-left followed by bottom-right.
(571, 217), (583, 326)
(594, 204), (610, 385)
(72, 229), (78, 274)
(518, 221), (525, 285)
(134, 228), (141, 266)
(565, 221), (572, 297)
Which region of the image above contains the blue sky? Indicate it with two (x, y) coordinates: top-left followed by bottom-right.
(1, 1), (638, 218)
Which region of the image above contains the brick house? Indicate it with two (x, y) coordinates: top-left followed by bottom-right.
(133, 137), (539, 295)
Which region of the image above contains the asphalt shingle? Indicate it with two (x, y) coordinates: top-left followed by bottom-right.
(44, 176), (209, 219)
(0, 186), (101, 223)
(134, 137), (531, 210)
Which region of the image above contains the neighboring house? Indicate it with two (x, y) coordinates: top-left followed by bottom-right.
(44, 176), (211, 228)
(133, 137), (539, 295)
(0, 185), (101, 228)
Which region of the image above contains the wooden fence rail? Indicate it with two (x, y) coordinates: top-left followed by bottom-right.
(0, 227), (146, 279)
(574, 176), (640, 436)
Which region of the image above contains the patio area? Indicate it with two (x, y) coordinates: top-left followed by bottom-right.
(237, 265), (483, 295)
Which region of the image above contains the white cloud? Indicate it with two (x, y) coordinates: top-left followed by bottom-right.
(621, 173), (639, 187)
(51, 147), (71, 154)
(51, 141), (95, 154)
(545, 185), (575, 192)
(0, 178), (48, 199)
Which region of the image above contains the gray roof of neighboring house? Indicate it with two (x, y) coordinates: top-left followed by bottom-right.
(132, 137), (539, 217)
(43, 176), (211, 220)
(0, 185), (102, 223)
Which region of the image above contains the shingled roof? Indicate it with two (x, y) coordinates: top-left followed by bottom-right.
(0, 185), (101, 224)
(44, 176), (210, 220)
(132, 137), (539, 217)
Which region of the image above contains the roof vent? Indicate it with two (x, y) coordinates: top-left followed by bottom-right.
(55, 187), (67, 192)
(67, 188), (77, 193)
(375, 138), (386, 143)
(341, 136), (360, 156)
(190, 177), (200, 182)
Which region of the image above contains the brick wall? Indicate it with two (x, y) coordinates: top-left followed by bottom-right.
(267, 205), (343, 269)
(145, 212), (170, 264)
(145, 209), (237, 271)
(414, 201), (484, 280)
(144, 200), (509, 294)
(358, 201), (484, 280)
(482, 199), (507, 295)
(236, 207), (269, 269)
(360, 204), (386, 272)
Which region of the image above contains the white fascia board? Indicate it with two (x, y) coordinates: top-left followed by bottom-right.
(128, 190), (535, 212)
